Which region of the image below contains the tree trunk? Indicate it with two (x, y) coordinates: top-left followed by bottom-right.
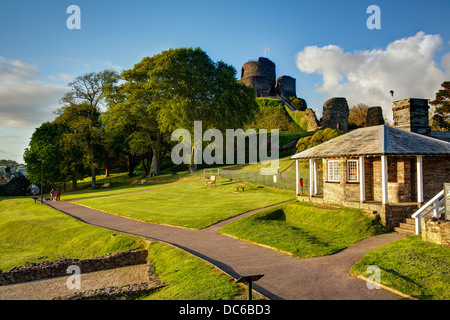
(142, 155), (151, 177)
(72, 179), (78, 191)
(127, 152), (136, 178)
(91, 160), (96, 189)
(150, 147), (160, 176)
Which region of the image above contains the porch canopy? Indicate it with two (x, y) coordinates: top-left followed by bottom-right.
(291, 125), (450, 203)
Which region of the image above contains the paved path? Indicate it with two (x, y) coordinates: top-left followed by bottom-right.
(0, 264), (151, 300)
(45, 200), (407, 300)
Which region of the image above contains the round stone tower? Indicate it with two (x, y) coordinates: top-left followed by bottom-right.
(239, 57), (276, 97)
(321, 97), (349, 132)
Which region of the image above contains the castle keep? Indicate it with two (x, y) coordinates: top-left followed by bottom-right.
(238, 57), (352, 133)
(239, 57), (297, 98)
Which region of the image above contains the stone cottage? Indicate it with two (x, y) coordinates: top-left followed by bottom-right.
(291, 98), (450, 230)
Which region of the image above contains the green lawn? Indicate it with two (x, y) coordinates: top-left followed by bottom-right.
(62, 179), (199, 201)
(0, 197), (251, 300)
(140, 241), (256, 300)
(351, 235), (450, 300)
(76, 178), (295, 229)
(0, 197), (146, 271)
(219, 202), (389, 258)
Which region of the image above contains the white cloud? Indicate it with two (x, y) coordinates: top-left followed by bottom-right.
(296, 32), (449, 120)
(0, 57), (67, 129)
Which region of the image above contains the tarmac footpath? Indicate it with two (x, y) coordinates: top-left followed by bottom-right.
(44, 200), (406, 300)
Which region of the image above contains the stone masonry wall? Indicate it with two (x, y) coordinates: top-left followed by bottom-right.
(423, 156), (450, 202)
(422, 218), (450, 248)
(392, 98), (431, 135)
(0, 249), (148, 286)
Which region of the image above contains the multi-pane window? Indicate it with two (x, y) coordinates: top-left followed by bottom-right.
(327, 160), (339, 182)
(347, 160), (359, 182)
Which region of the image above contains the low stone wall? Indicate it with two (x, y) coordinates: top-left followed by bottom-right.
(421, 218), (450, 248)
(0, 249), (148, 286)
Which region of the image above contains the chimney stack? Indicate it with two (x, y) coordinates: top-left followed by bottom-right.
(392, 98), (431, 135)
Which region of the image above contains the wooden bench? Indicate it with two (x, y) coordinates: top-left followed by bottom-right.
(236, 183), (246, 192)
(206, 176), (216, 188)
(101, 183), (110, 189)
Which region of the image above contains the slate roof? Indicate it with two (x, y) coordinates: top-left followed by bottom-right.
(291, 125), (450, 159)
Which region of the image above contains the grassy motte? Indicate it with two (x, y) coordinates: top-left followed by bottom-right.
(0, 197), (146, 271)
(351, 235), (450, 300)
(219, 202), (389, 258)
(140, 241), (254, 300)
(76, 178), (295, 230)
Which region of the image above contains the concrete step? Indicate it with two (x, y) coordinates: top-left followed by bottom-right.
(394, 227), (415, 235)
(405, 218), (415, 225)
(399, 222), (415, 231)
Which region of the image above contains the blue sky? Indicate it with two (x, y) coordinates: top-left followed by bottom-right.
(1, 0), (449, 163)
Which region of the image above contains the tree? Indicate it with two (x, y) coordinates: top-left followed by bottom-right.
(23, 121), (86, 191)
(430, 81), (450, 131)
(58, 70), (119, 188)
(24, 121), (65, 187)
(348, 103), (369, 129)
(111, 47), (258, 173)
(153, 48), (257, 170)
(295, 128), (344, 153)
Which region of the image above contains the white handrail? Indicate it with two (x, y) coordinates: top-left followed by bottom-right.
(412, 190), (445, 235)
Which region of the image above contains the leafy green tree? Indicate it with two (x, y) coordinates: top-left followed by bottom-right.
(24, 122), (63, 187)
(295, 128), (344, 153)
(57, 70), (119, 188)
(348, 103), (369, 129)
(112, 47), (257, 173)
(430, 81), (450, 131)
(23, 121), (86, 191)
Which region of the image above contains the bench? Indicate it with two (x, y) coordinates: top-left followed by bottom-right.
(101, 183), (110, 189)
(206, 176), (216, 188)
(236, 183), (246, 192)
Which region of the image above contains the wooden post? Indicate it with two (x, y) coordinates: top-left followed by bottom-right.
(417, 155), (423, 203)
(309, 159), (314, 197)
(381, 155), (388, 204)
(313, 159), (318, 195)
(359, 156), (365, 203)
(295, 159), (300, 195)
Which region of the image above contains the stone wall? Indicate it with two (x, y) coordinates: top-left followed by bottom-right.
(240, 57), (276, 97)
(422, 218), (450, 248)
(366, 106), (384, 126)
(322, 158), (360, 204)
(321, 97), (349, 132)
(320, 156), (421, 227)
(392, 98), (431, 135)
(0, 249), (148, 286)
(423, 156), (450, 202)
(275, 76), (296, 98)
(384, 204), (419, 229)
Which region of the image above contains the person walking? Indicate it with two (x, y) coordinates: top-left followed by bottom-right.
(50, 188), (55, 201)
(56, 188), (61, 201)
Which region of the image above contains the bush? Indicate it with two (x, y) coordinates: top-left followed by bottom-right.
(295, 128), (344, 153)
